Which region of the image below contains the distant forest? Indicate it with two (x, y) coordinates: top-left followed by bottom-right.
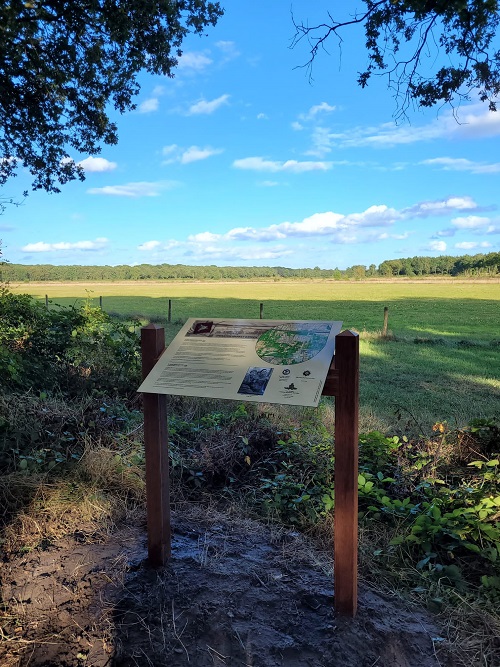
(2, 251), (499, 282)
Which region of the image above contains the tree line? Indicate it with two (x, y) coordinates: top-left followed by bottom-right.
(1, 252), (499, 283)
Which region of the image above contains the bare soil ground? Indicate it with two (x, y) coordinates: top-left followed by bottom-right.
(1, 512), (453, 667)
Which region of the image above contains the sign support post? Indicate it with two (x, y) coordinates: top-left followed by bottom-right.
(325, 331), (359, 616)
(141, 324), (171, 566)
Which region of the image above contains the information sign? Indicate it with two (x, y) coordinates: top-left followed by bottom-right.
(138, 318), (342, 407)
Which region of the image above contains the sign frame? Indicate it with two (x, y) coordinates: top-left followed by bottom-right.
(139, 318), (343, 408)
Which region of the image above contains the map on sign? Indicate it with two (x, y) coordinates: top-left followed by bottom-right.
(255, 323), (332, 365)
(138, 318), (342, 407)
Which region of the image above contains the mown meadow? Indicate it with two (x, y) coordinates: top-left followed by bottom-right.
(2, 279), (500, 664)
(10, 279), (500, 341)
(11, 279), (500, 431)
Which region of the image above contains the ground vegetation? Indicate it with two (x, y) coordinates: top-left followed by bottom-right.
(0, 282), (499, 664)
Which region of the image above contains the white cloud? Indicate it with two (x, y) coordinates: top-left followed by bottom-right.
(215, 41), (240, 60)
(403, 196), (479, 218)
(22, 238), (108, 253)
(181, 146), (223, 164)
(139, 98), (159, 113)
(434, 229), (456, 238)
(0, 156), (18, 172)
(257, 113), (268, 120)
(178, 52), (213, 71)
(185, 196), (484, 248)
(233, 157), (331, 173)
(187, 232), (221, 243)
(454, 241), (492, 250)
(454, 107), (500, 139)
(451, 215), (492, 229)
(138, 240), (162, 251)
(162, 144), (178, 156)
(378, 231), (411, 240)
(87, 181), (180, 197)
(306, 126), (335, 157)
(162, 144), (223, 164)
(421, 157), (500, 174)
(427, 240), (448, 252)
(258, 180), (280, 187)
(185, 244), (293, 262)
(188, 94), (230, 115)
(300, 102), (336, 121)
(318, 105), (500, 151)
(291, 121), (303, 131)
(78, 157), (117, 172)
(132, 194), (494, 266)
(226, 227), (286, 242)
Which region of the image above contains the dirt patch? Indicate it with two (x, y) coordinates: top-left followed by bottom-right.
(1, 513), (452, 667)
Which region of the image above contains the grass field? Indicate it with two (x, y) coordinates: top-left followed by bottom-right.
(10, 279), (500, 341)
(10, 279), (500, 432)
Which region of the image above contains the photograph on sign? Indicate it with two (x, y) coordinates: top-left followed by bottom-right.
(138, 319), (343, 407)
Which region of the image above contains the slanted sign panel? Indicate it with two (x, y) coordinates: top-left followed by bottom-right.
(138, 319), (342, 407)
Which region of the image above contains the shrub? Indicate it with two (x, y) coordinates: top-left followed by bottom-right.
(0, 289), (140, 394)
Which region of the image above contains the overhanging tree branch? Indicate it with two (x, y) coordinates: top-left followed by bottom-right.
(0, 0), (223, 193)
(291, 1), (500, 117)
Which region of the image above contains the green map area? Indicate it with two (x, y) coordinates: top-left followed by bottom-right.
(255, 323), (332, 365)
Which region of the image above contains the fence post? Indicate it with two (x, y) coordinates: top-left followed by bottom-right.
(259, 302), (264, 319)
(45, 294), (49, 310)
(99, 295), (103, 310)
(334, 330), (359, 616)
(382, 306), (389, 337)
(141, 324), (171, 566)
(168, 299), (172, 323)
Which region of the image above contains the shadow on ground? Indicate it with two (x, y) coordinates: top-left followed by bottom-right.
(0, 512), (451, 667)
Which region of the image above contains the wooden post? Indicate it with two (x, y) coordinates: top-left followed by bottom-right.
(141, 324), (171, 566)
(259, 302), (264, 319)
(99, 295), (103, 310)
(168, 299), (172, 323)
(45, 294), (49, 310)
(382, 306), (389, 337)
(334, 330), (359, 616)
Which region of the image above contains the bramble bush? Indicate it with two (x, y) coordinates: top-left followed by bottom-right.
(165, 402), (499, 599)
(0, 288), (140, 394)
(0, 286), (141, 474)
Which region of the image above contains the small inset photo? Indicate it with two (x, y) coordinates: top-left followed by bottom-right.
(237, 367), (273, 396)
(186, 320), (215, 336)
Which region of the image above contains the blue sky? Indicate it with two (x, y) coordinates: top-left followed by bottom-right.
(1, 1), (500, 270)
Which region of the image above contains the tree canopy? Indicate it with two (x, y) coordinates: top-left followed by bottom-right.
(292, 1), (500, 116)
(2, 250), (499, 282)
(0, 0), (223, 193)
